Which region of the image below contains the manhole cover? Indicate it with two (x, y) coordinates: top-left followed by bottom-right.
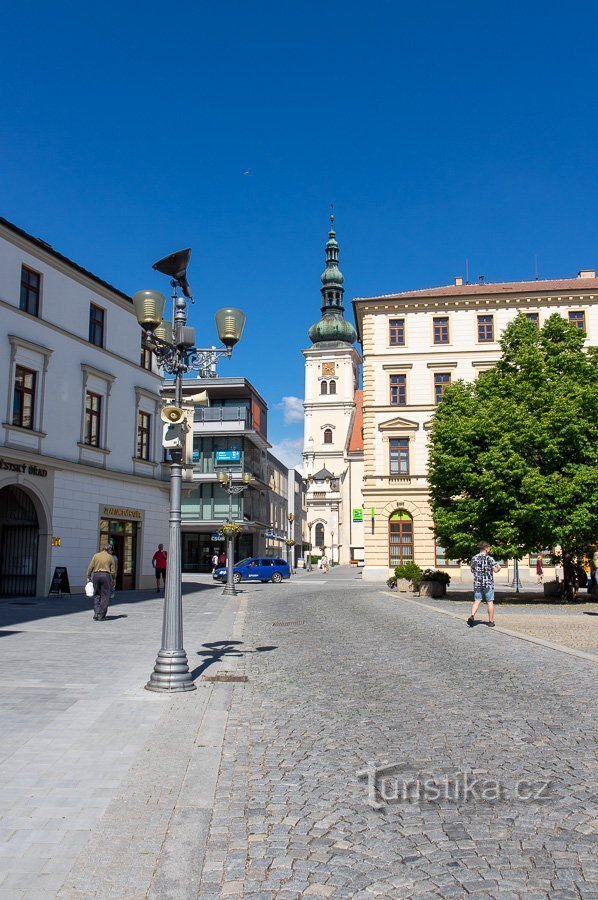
(202, 673), (248, 683)
(8, 601), (38, 606)
(273, 620), (305, 627)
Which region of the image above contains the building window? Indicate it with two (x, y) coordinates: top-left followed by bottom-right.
(323, 429), (333, 444)
(84, 391), (102, 447)
(435, 536), (459, 567)
(477, 314), (494, 342)
(389, 318), (405, 346)
(89, 304), (105, 347)
(315, 523), (325, 548)
(12, 366), (36, 429)
(390, 374), (406, 406)
(525, 312), (539, 327)
(434, 372), (451, 404)
(433, 316), (449, 344)
(389, 438), (409, 475)
(140, 338), (152, 370)
(20, 266), (40, 317)
(389, 510), (413, 567)
(329, 380), (336, 395)
(320, 381), (328, 395)
(568, 310), (586, 331)
(137, 411), (151, 460)
(529, 549), (552, 567)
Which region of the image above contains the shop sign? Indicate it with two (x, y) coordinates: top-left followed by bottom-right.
(211, 532), (224, 541)
(101, 505), (142, 520)
(215, 450), (241, 464)
(0, 457), (48, 477)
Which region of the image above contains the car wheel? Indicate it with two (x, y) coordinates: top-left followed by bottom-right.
(271, 572), (282, 583)
(232, 572), (241, 584)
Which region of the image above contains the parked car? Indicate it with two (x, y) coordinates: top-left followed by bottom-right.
(213, 557), (290, 584)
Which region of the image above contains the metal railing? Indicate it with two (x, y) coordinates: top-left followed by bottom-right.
(193, 407), (252, 426)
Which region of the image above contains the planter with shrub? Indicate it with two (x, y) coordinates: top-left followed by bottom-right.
(393, 562), (422, 592)
(413, 569), (451, 598)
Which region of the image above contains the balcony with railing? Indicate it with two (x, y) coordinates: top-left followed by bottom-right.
(193, 406), (252, 431)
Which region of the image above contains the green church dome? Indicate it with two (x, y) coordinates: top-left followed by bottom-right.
(308, 215), (357, 346)
(308, 314), (357, 345)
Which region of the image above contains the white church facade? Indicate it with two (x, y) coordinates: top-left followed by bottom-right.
(302, 220), (364, 565)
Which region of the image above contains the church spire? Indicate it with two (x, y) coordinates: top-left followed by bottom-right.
(308, 215), (357, 346)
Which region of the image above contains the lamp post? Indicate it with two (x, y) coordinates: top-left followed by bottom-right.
(287, 513), (295, 574)
(217, 469), (252, 597)
(306, 521), (315, 571)
(133, 249), (245, 693)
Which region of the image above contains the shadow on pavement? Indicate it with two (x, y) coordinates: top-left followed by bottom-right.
(190, 640), (277, 680)
(0, 580), (217, 629)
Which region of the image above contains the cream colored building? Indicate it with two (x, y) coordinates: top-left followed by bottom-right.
(302, 220), (364, 565)
(353, 273), (598, 582)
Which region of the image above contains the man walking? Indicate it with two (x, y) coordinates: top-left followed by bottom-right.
(87, 544), (117, 621)
(467, 541), (501, 628)
(152, 544), (168, 592)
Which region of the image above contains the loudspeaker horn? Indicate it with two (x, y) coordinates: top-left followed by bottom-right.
(185, 391), (209, 406)
(160, 405), (186, 425)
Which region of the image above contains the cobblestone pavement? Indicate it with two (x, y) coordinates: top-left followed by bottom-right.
(411, 590), (598, 653)
(198, 569), (598, 899)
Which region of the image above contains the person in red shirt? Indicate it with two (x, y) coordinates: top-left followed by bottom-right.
(152, 544), (167, 592)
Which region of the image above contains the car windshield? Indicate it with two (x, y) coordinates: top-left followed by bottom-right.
(234, 558), (252, 567)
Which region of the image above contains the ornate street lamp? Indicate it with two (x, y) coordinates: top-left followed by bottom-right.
(134, 249), (245, 693)
(306, 521), (316, 571)
(286, 513), (295, 574)
(217, 469), (252, 596)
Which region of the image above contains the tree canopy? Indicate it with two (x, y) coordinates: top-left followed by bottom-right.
(428, 313), (598, 562)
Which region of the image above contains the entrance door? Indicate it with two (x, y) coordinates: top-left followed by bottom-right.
(99, 519), (138, 590)
(0, 486), (39, 596)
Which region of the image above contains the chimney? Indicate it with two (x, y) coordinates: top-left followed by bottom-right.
(454, 276), (463, 286)
(578, 269), (596, 279)
(478, 275), (485, 284)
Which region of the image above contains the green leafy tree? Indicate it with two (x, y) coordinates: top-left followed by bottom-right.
(429, 314), (598, 586)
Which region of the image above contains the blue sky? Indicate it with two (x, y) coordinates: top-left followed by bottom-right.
(2, 1), (598, 469)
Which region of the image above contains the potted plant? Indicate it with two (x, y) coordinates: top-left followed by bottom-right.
(413, 568), (451, 598)
(394, 562), (422, 592)
(543, 580), (563, 598)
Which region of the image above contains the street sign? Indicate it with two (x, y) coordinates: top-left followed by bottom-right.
(352, 508), (363, 522)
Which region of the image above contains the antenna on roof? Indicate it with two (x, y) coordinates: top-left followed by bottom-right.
(465, 257), (469, 284)
(534, 255), (539, 281)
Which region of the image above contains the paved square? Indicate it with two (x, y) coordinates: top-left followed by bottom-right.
(0, 569), (596, 898)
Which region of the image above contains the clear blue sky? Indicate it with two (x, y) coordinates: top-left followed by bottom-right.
(2, 1), (598, 468)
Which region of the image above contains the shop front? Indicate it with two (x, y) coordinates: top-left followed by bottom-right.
(99, 505), (143, 590)
(182, 530), (255, 572)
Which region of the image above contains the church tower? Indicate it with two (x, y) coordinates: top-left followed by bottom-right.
(302, 217), (363, 565)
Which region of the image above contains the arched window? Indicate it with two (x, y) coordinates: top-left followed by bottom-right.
(323, 429), (333, 444)
(329, 380), (336, 395)
(315, 523), (325, 548)
(320, 381), (328, 395)
(389, 510), (414, 567)
(327, 292), (333, 305)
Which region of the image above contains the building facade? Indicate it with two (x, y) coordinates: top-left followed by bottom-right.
(0, 217), (168, 595)
(171, 377), (304, 571)
(353, 273), (598, 581)
(302, 219), (364, 564)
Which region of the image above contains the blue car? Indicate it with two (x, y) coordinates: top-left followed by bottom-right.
(213, 557), (290, 584)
